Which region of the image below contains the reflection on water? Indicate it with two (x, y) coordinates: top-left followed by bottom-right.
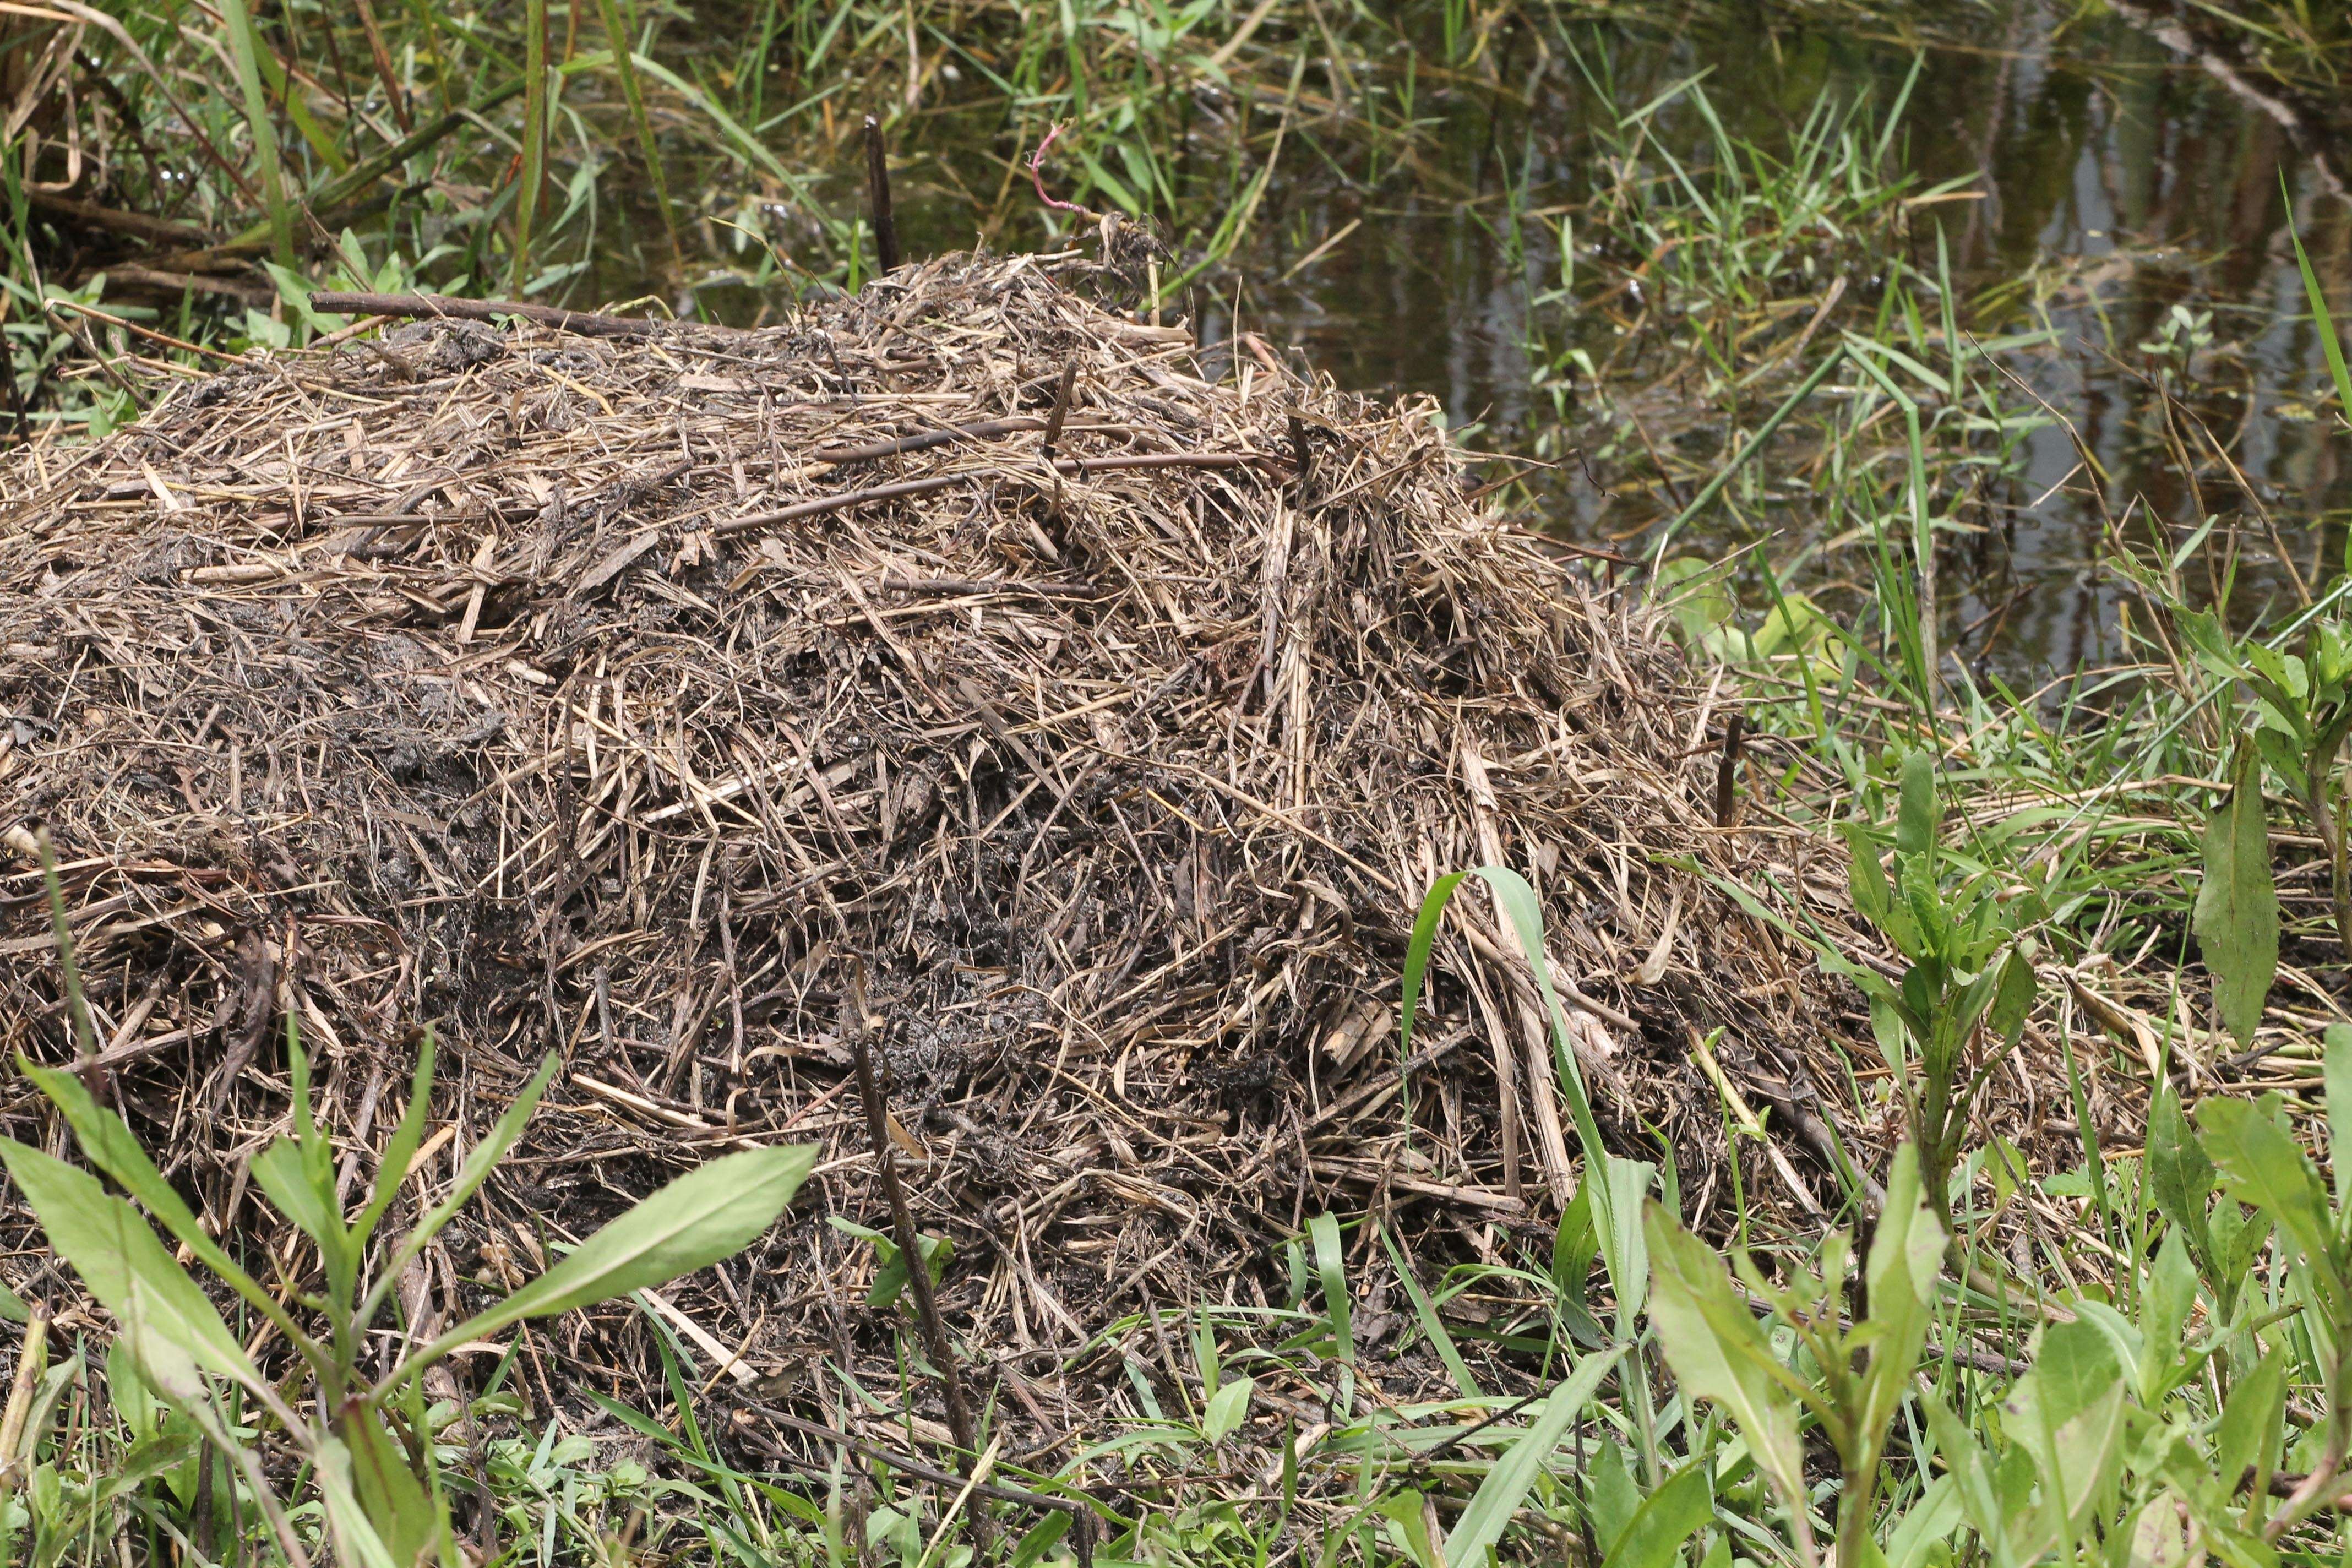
(629, 1), (2350, 685)
(1216, 3), (2350, 684)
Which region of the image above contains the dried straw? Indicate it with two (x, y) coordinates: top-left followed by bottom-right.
(0, 251), (1872, 1445)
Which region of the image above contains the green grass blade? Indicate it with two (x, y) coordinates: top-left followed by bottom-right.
(350, 1030), (438, 1258)
(595, 0), (680, 259)
(1400, 863), (1638, 1306)
(514, 0), (551, 292)
(220, 0), (295, 270)
(353, 1050), (564, 1329)
(2286, 185), (2352, 432)
(1308, 1212), (1354, 1416)
(1440, 1347), (1621, 1568)
(1647, 342), (1848, 564)
(1378, 1224), (1480, 1398)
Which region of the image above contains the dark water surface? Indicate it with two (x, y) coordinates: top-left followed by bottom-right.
(627, 1), (2352, 685)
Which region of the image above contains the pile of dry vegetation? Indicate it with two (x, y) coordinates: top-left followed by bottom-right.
(0, 252), (1874, 1441)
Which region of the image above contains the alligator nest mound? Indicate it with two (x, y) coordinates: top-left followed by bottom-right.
(0, 252), (1876, 1435)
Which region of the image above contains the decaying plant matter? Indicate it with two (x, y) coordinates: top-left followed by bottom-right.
(0, 251), (1882, 1447)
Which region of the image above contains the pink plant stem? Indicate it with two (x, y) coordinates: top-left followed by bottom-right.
(1030, 121), (1093, 216)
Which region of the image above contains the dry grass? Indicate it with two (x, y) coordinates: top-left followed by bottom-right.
(0, 249), (1874, 1447)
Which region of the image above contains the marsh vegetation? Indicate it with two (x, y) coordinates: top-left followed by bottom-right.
(4, 1), (2352, 1565)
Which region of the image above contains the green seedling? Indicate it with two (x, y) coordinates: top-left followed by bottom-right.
(1924, 1314), (2133, 1568)
(2192, 731), (2282, 1047)
(2146, 1081), (2272, 1331)
(1402, 867), (1656, 1338)
(829, 1218), (953, 1312)
(2185, 1026), (2352, 1539)
(1826, 749), (2037, 1237)
(1645, 1142), (1945, 1568)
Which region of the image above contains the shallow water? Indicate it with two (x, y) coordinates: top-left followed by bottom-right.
(620, 0), (2352, 687)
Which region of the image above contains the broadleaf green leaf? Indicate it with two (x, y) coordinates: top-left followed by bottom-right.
(1601, 1460), (1711, 1568)
(1642, 1200), (1807, 1512)
(339, 1408), (444, 1568)
(1841, 822), (1892, 924)
(408, 1144), (814, 1380)
(2197, 1097), (2342, 1316)
(2193, 737), (2278, 1048)
(1201, 1375), (1254, 1442)
(2216, 1347), (2287, 1506)
(1924, 1397), (2043, 1568)
(1990, 948), (2036, 1047)
(250, 1139), (338, 1247)
(1885, 1476), (1964, 1568)
(2017, 1321), (2120, 1430)
(857, 1226), (950, 1311)
(1858, 1145), (1944, 1444)
(2146, 1085), (2214, 1263)
(2010, 1321), (2128, 1547)
(313, 1433), (402, 1568)
(1896, 749), (1939, 863)
(2143, 1232), (2197, 1401)
(0, 1141), (269, 1412)
(17, 1057), (303, 1351)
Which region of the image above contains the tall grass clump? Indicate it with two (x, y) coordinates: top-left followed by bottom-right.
(1, 0), (1512, 437)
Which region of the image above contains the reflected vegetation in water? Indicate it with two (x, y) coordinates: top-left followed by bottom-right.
(1223, 2), (2352, 685)
(610, 1), (2350, 688)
